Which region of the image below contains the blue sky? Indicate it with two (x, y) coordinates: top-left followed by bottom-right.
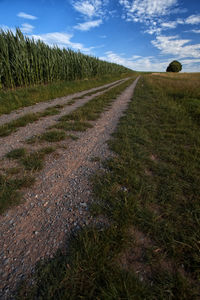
(0, 0), (200, 72)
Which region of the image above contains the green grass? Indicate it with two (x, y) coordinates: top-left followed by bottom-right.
(51, 77), (137, 133)
(0, 73), (133, 116)
(39, 130), (66, 142)
(6, 146), (55, 171)
(6, 147), (26, 159)
(21, 147), (55, 171)
(17, 74), (200, 299)
(66, 82), (119, 105)
(67, 134), (79, 140)
(2, 144), (55, 213)
(6, 167), (22, 175)
(150, 73), (200, 126)
(66, 99), (76, 105)
(0, 105), (64, 137)
(26, 132), (79, 144)
(0, 113), (40, 137)
(0, 174), (35, 214)
(53, 121), (93, 132)
(21, 152), (44, 171)
(40, 106), (63, 117)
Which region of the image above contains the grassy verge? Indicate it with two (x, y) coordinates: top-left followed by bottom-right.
(0, 73), (133, 116)
(17, 74), (200, 299)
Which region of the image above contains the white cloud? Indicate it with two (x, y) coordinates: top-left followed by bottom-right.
(185, 14), (200, 25)
(21, 23), (34, 33)
(191, 29), (200, 34)
(119, 0), (178, 23)
(100, 51), (170, 71)
(17, 12), (37, 20)
(180, 58), (200, 72)
(131, 55), (142, 59)
(160, 18), (184, 30)
(145, 26), (161, 35)
(32, 32), (92, 52)
(100, 51), (200, 72)
(74, 19), (102, 31)
(152, 35), (200, 58)
(72, 0), (107, 18)
(161, 21), (177, 29)
(119, 1), (200, 37)
(119, 0), (182, 36)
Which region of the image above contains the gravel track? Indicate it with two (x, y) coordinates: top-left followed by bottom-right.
(0, 79), (127, 158)
(0, 78), (125, 126)
(0, 77), (140, 299)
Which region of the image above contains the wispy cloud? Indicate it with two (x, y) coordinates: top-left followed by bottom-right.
(190, 29), (200, 34)
(119, 0), (178, 23)
(152, 35), (200, 58)
(119, 0), (181, 36)
(119, 1), (200, 37)
(144, 25), (161, 35)
(185, 14), (200, 25)
(17, 12), (38, 20)
(32, 32), (92, 52)
(74, 19), (102, 31)
(71, 0), (107, 18)
(158, 15), (200, 33)
(179, 58), (200, 72)
(21, 23), (34, 33)
(161, 22), (177, 29)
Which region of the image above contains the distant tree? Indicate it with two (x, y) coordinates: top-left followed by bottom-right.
(166, 60), (182, 72)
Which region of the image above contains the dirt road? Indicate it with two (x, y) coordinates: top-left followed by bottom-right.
(0, 79), (127, 158)
(0, 76), (140, 299)
(0, 78), (125, 126)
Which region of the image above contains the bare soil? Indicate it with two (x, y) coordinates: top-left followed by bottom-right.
(0, 77), (139, 299)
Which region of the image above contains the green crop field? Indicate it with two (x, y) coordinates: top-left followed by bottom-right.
(0, 29), (131, 89)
